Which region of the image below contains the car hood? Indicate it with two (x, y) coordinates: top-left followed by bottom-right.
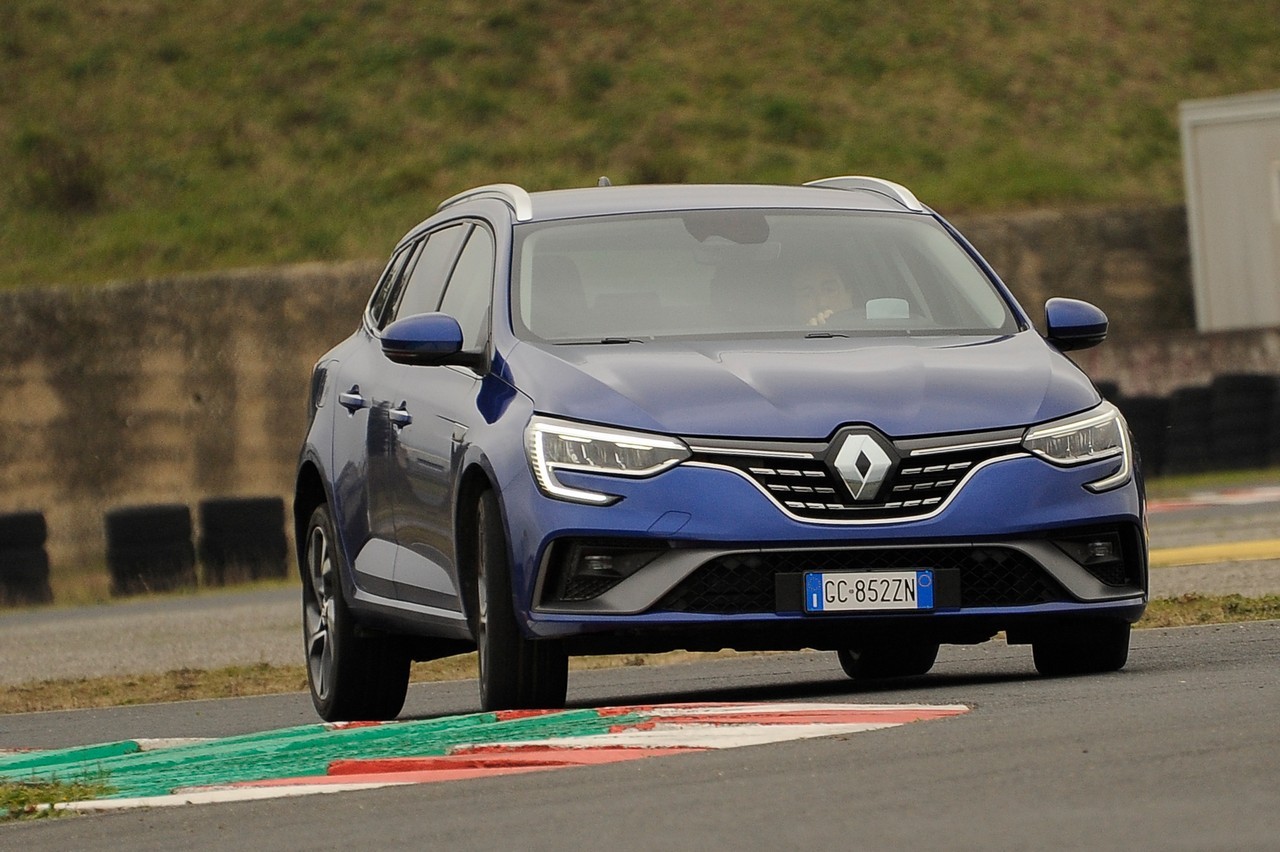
(504, 333), (1101, 439)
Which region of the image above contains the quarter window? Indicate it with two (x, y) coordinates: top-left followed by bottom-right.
(439, 227), (496, 351)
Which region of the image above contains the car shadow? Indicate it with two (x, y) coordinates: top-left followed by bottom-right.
(565, 670), (1041, 710)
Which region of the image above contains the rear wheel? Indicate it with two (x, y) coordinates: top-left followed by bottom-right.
(1032, 621), (1130, 676)
(302, 504), (410, 721)
(472, 490), (567, 711)
(837, 637), (939, 680)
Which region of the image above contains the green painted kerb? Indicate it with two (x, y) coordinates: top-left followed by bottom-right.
(0, 709), (647, 800)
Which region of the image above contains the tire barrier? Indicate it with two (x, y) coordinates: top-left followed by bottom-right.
(198, 496), (289, 585)
(1114, 396), (1169, 477)
(104, 504), (197, 596)
(1271, 385), (1280, 467)
(0, 510), (53, 606)
(1113, 373), (1280, 478)
(1162, 386), (1215, 475)
(1209, 374), (1280, 471)
(1094, 380), (1120, 402)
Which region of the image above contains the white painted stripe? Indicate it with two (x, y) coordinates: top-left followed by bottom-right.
(491, 722), (902, 750)
(638, 702), (969, 716)
(55, 782), (415, 811)
(133, 738), (216, 751)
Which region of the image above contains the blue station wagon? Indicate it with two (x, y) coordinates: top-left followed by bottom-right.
(294, 176), (1147, 721)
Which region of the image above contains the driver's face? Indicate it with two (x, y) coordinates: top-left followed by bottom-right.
(794, 265), (850, 317)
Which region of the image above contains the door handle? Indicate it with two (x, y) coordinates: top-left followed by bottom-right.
(389, 404), (413, 427)
(338, 387), (366, 412)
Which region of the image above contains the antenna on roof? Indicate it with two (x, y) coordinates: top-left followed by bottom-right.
(597, 176), (612, 187)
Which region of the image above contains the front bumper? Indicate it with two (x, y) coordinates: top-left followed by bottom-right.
(500, 452), (1147, 646)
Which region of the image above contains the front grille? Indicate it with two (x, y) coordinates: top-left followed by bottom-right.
(654, 547), (1063, 614)
(690, 441), (1021, 522)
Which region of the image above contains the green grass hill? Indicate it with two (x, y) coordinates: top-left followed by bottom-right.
(2, 0), (1278, 289)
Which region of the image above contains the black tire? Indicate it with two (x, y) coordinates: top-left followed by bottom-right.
(1033, 621), (1130, 677)
(107, 541), (197, 596)
(1165, 387), (1213, 474)
(1115, 396), (1169, 477)
(837, 637), (939, 680)
(1209, 374), (1278, 470)
(0, 511), (47, 548)
(302, 503), (410, 722)
(104, 504), (193, 548)
(472, 490), (567, 711)
(199, 496), (289, 584)
(0, 546), (53, 606)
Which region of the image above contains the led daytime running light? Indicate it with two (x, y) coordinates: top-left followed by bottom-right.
(525, 417), (690, 504)
(1022, 401), (1132, 492)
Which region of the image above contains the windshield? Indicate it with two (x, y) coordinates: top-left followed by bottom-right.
(511, 210), (1020, 342)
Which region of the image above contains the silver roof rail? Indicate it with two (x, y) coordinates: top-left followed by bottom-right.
(803, 175), (925, 212)
(437, 183), (534, 221)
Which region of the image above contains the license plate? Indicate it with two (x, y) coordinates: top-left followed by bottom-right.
(803, 570), (934, 613)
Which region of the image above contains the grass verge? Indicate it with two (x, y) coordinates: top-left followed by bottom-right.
(1, 777), (113, 822)
(0, 595), (1274, 716)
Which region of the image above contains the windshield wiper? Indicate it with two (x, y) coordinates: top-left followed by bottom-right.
(803, 331), (849, 339)
(554, 337), (646, 345)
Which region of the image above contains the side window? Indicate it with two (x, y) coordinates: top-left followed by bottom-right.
(439, 227), (495, 351)
(367, 244), (415, 328)
(386, 223), (468, 326)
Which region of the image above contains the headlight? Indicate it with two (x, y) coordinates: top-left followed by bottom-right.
(525, 416), (691, 504)
(1022, 401), (1132, 492)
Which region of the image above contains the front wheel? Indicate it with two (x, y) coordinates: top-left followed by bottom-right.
(472, 490), (567, 711)
(302, 504), (410, 721)
(1032, 621), (1131, 676)
(837, 637), (939, 680)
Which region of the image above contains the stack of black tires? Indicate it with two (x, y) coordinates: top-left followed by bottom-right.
(198, 496), (289, 585)
(1112, 373), (1280, 477)
(3, 495), (291, 607)
(105, 504), (198, 596)
(0, 511), (53, 606)
(104, 496), (288, 595)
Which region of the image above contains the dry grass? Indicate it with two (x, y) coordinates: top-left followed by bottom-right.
(1140, 593), (1280, 628)
(0, 649), (767, 715)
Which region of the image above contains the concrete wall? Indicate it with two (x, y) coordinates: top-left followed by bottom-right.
(0, 204), (1275, 576)
(0, 260), (379, 572)
(949, 204), (1196, 339)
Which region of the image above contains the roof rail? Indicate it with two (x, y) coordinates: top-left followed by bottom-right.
(437, 183), (534, 221)
(803, 175), (925, 212)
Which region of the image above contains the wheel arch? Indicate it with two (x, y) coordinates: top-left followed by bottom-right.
(294, 460), (329, 580)
(454, 461), (499, 629)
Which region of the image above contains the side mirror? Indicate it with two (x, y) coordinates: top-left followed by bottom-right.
(381, 313), (465, 365)
(1045, 298), (1108, 351)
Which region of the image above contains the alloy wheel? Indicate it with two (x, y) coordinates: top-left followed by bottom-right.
(303, 522), (336, 702)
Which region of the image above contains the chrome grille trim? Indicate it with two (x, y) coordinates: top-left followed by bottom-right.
(685, 453), (1028, 525)
(908, 436), (1023, 457)
(686, 445), (817, 459)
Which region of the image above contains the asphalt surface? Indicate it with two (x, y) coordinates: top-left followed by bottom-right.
(2, 620), (1277, 850)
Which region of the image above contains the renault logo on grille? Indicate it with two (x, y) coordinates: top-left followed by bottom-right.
(833, 433), (894, 501)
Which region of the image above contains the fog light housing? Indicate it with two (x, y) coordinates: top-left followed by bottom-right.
(548, 541), (667, 602)
(1053, 531), (1129, 586)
